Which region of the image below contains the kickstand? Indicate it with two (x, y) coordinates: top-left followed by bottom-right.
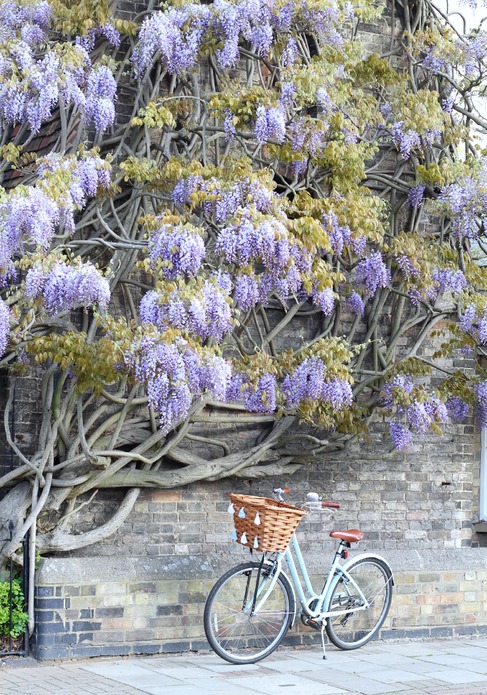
(320, 622), (327, 660)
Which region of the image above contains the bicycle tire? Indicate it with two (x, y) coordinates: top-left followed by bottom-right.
(204, 561), (295, 664)
(325, 556), (392, 650)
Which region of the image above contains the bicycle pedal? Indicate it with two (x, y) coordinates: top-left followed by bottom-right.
(304, 617), (323, 631)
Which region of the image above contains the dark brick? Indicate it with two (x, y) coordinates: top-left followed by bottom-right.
(35, 598), (65, 610)
(35, 586), (54, 597)
(79, 609), (94, 619)
(130, 583), (157, 593)
(430, 626), (454, 638)
(95, 607), (124, 618)
(34, 611), (56, 622)
(100, 645), (132, 656)
(34, 621), (66, 634)
(161, 641), (190, 653)
(132, 643), (161, 655)
(77, 633), (94, 643)
(34, 646), (70, 660)
(72, 621), (102, 632)
(156, 604), (183, 616)
(70, 646), (102, 658)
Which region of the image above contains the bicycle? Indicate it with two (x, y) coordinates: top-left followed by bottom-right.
(203, 487), (394, 664)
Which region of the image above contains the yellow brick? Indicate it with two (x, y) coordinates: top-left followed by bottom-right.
(459, 602), (482, 613)
(150, 490), (181, 503)
(459, 581), (482, 592)
(395, 574), (415, 584)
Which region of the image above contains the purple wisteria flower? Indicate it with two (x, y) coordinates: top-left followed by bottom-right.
(355, 252), (391, 295)
(0, 152), (112, 282)
(432, 268), (467, 296)
(233, 274), (260, 311)
(280, 82), (296, 109)
(348, 291), (364, 316)
(0, 0), (52, 43)
(255, 105), (286, 143)
(131, 4), (212, 76)
(217, 217), (288, 268)
(139, 275), (232, 343)
(389, 422), (413, 450)
(438, 171), (485, 240)
(442, 96), (454, 113)
(84, 65), (117, 133)
(446, 396), (469, 423)
(244, 373), (277, 413)
(395, 254), (420, 279)
(127, 336), (231, 434)
(131, 0), (350, 78)
(76, 23), (121, 52)
(148, 223), (205, 279)
(0, 189), (60, 281)
(421, 50), (447, 74)
(391, 121), (421, 159)
(381, 374), (414, 408)
(282, 37), (298, 66)
(0, 299), (10, 357)
(25, 261), (110, 315)
(459, 305), (487, 345)
(282, 357), (352, 411)
(312, 288), (335, 315)
(408, 184), (425, 208)
(476, 381), (487, 428)
(223, 109), (236, 140)
(384, 377), (449, 448)
(322, 212), (351, 256)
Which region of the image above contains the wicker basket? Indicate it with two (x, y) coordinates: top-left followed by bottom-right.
(229, 493), (307, 552)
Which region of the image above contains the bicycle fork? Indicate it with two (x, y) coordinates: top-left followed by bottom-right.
(242, 555), (285, 616)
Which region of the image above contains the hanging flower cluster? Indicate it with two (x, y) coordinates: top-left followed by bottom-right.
(282, 358), (353, 411)
(476, 381), (487, 428)
(139, 275), (233, 343)
(438, 160), (487, 240)
(131, 0), (351, 78)
(459, 305), (487, 345)
(25, 260), (110, 315)
(0, 299), (11, 358)
(126, 335), (231, 434)
(0, 2), (117, 134)
(0, 154), (112, 283)
(148, 222), (206, 279)
(382, 375), (452, 450)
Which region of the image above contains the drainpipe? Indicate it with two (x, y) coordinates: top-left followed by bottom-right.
(480, 428), (487, 523)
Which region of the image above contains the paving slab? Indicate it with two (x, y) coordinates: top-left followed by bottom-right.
(3, 638), (487, 694)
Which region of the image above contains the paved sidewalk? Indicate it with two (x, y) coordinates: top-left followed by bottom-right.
(3, 639), (487, 695)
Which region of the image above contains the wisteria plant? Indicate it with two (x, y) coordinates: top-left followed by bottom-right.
(0, 0), (486, 626)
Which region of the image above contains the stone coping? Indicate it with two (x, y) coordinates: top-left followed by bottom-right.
(36, 547), (487, 584)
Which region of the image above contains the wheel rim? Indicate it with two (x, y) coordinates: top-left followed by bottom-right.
(207, 567), (291, 661)
(327, 560), (391, 646)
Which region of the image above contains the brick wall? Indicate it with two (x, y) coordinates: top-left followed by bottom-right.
(32, 550), (487, 659)
(65, 419), (479, 560)
(30, 417), (487, 659)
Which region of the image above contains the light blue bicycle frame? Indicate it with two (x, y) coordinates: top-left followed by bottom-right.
(251, 533), (372, 621)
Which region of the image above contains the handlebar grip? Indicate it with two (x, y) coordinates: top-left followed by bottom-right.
(322, 501), (340, 509)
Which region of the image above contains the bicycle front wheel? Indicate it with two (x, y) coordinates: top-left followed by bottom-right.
(204, 561), (295, 664)
(325, 556), (392, 650)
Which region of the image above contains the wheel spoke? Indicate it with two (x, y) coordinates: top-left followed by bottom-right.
(325, 558), (392, 650)
(204, 562), (294, 664)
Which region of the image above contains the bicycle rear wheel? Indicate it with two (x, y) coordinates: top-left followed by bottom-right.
(204, 561), (295, 664)
(325, 556), (392, 650)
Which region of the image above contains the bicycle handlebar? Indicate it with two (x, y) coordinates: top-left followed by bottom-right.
(272, 487), (340, 509)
